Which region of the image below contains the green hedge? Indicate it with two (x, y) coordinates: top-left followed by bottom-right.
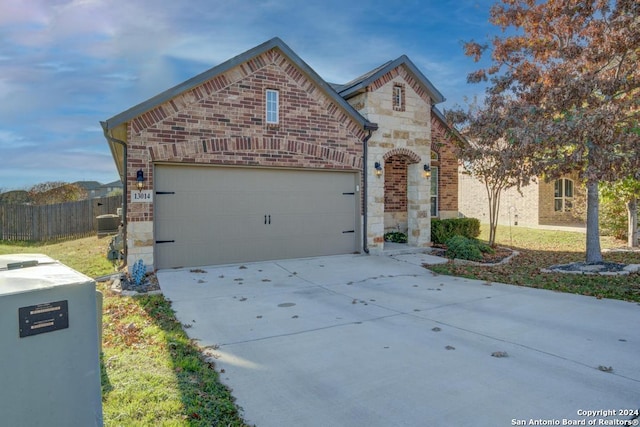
(431, 218), (480, 244)
(445, 235), (493, 261)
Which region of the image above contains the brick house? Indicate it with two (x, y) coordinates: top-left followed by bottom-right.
(458, 171), (586, 228)
(101, 38), (461, 269)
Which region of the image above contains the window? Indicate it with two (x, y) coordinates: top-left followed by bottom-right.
(266, 89), (279, 124)
(430, 151), (439, 216)
(392, 84), (405, 111)
(554, 178), (574, 212)
(430, 166), (439, 217)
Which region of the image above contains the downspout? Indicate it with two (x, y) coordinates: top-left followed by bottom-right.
(100, 122), (128, 268)
(362, 127), (375, 254)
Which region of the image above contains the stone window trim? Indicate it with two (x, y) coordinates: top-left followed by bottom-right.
(392, 83), (405, 112)
(554, 178), (574, 212)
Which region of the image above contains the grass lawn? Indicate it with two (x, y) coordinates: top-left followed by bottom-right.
(428, 225), (640, 303)
(0, 236), (249, 426)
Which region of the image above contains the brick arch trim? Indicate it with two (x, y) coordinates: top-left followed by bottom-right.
(382, 148), (421, 164)
(147, 136), (363, 169)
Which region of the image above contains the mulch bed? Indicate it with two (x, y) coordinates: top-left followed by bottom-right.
(550, 261), (627, 272)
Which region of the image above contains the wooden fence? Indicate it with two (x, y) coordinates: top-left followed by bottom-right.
(0, 195), (123, 241)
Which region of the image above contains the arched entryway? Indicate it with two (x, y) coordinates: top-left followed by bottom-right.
(380, 148), (426, 247)
(384, 154), (413, 234)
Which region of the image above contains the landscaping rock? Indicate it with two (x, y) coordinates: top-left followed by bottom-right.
(110, 273), (161, 295)
(542, 261), (631, 276)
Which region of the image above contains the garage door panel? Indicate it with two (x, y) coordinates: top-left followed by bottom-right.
(154, 165), (359, 269)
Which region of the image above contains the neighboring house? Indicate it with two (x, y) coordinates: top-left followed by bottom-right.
(99, 180), (123, 196)
(101, 37), (461, 270)
(458, 171), (586, 228)
(74, 180), (123, 198)
(74, 181), (103, 198)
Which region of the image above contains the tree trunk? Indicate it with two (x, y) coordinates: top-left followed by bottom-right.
(486, 185), (502, 247)
(585, 180), (603, 263)
(627, 198), (638, 248)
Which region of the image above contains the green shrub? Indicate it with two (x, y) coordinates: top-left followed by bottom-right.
(431, 218), (480, 244)
(477, 240), (495, 254)
(384, 231), (408, 243)
(599, 197), (628, 240)
(445, 235), (493, 261)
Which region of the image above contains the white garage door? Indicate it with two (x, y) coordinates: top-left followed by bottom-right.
(154, 165), (360, 269)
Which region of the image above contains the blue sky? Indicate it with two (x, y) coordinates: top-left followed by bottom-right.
(0, 0), (497, 191)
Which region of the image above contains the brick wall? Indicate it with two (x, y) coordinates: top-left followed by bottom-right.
(458, 171), (540, 226)
(458, 171), (586, 227)
(538, 173), (585, 226)
(431, 140), (458, 214)
(430, 113), (459, 217)
(384, 155), (408, 212)
(125, 49), (367, 224)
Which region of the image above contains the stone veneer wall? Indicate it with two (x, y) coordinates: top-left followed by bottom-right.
(346, 69), (433, 252)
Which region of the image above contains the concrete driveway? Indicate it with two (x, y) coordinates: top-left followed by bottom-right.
(157, 253), (640, 427)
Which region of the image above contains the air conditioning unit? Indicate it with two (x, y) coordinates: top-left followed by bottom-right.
(0, 254), (103, 426)
(96, 213), (120, 236)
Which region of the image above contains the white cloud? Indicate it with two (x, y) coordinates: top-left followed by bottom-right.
(0, 0), (49, 26)
(0, 0), (501, 190)
(0, 130), (35, 149)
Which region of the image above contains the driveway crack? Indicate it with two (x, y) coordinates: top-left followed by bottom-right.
(219, 313), (405, 347)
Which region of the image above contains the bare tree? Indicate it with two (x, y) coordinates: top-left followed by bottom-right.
(28, 182), (88, 205)
(447, 96), (534, 246)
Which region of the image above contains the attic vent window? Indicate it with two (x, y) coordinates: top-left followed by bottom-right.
(393, 84), (405, 112)
(266, 89), (279, 124)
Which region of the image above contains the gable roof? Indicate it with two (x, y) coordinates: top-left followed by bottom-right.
(102, 37), (377, 133)
(334, 55), (446, 104)
(73, 181), (102, 191)
(101, 180), (123, 188)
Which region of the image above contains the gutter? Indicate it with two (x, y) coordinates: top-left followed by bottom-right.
(361, 126), (377, 254)
(100, 121), (128, 268)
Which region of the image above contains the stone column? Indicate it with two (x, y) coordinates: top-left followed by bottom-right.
(407, 161), (431, 247)
(367, 161), (385, 254)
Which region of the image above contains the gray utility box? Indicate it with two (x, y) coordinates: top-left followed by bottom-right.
(0, 254), (103, 427)
(96, 213), (120, 236)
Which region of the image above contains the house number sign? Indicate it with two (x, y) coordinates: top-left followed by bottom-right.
(131, 190), (153, 203)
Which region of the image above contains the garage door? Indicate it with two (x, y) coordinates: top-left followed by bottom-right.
(154, 165), (360, 269)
